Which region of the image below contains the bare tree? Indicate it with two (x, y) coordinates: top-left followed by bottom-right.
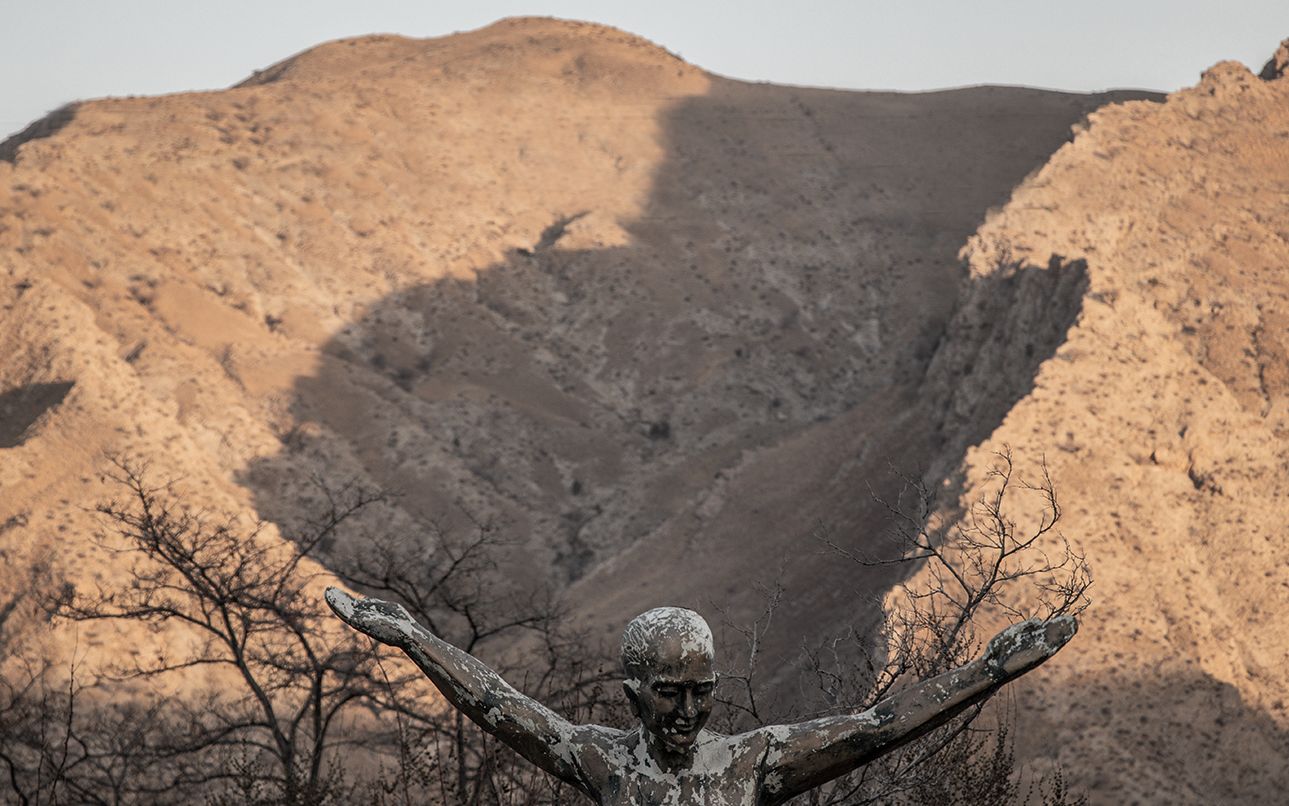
(0, 653), (183, 806)
(52, 457), (399, 803)
(0, 553), (166, 806)
(718, 448), (1090, 804)
(22, 457), (614, 805)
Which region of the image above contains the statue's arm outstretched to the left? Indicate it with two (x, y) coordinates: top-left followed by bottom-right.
(324, 588), (598, 796)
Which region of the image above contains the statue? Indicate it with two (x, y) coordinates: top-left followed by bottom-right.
(326, 588), (1075, 805)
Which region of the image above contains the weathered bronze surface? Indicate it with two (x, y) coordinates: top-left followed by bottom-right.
(327, 588), (1074, 805)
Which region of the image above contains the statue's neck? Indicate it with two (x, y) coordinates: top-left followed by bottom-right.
(639, 727), (696, 773)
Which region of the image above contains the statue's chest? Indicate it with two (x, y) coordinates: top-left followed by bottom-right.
(598, 767), (759, 806)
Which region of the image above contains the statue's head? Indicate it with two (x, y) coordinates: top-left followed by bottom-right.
(621, 607), (717, 754)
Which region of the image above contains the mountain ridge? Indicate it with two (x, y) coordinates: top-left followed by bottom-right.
(6, 19), (1285, 803)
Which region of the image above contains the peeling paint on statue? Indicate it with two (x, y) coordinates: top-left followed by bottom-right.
(326, 588), (1076, 805)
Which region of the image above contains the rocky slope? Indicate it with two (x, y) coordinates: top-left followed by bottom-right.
(2, 15), (1284, 803)
(910, 47), (1289, 804)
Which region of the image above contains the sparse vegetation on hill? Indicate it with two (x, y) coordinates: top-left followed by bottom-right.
(1, 16), (1287, 804)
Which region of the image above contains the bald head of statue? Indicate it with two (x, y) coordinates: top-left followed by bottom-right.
(620, 607), (718, 756)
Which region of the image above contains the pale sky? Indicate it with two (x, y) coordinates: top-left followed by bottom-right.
(4, 1), (1289, 138)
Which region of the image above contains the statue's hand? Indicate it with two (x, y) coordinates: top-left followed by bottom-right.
(982, 615), (1077, 679)
(325, 587), (421, 648)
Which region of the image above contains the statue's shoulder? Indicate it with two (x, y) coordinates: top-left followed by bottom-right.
(567, 724), (633, 769)
(574, 723), (630, 746)
(689, 727), (775, 770)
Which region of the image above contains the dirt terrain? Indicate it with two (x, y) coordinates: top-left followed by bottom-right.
(1, 17), (1286, 803)
(921, 49), (1289, 802)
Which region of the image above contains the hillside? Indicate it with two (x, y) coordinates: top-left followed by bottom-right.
(2, 16), (1285, 803)
(913, 50), (1289, 802)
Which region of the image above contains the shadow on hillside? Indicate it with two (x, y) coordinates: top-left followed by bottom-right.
(1020, 667), (1289, 803)
(0, 381), (74, 448)
(239, 78), (1133, 670)
(0, 103), (79, 164)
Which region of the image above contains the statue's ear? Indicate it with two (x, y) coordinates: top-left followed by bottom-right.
(622, 680), (642, 717)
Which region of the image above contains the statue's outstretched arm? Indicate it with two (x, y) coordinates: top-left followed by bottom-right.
(325, 588), (596, 795)
(759, 616), (1077, 805)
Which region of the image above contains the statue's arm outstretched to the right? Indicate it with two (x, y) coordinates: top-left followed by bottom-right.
(758, 616), (1078, 805)
(324, 588), (597, 796)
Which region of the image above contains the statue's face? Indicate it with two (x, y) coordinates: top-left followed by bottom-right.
(629, 634), (716, 753)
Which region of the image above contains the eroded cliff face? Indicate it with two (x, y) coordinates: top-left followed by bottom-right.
(3, 15), (1284, 802)
(906, 48), (1289, 803)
